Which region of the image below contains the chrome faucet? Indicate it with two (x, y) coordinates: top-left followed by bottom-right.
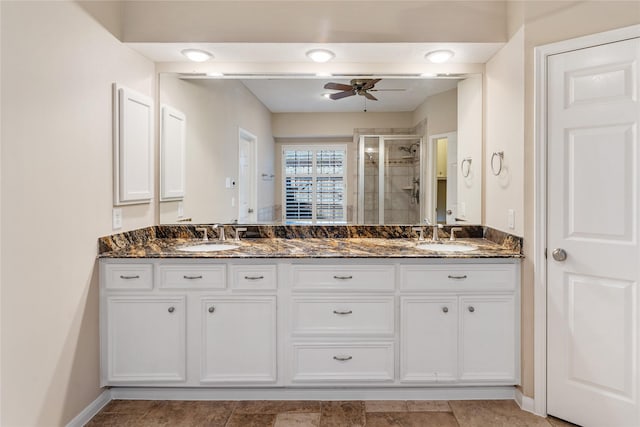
(449, 227), (463, 241)
(195, 227), (209, 242)
(412, 226), (425, 241)
(424, 218), (443, 242)
(212, 224), (226, 241)
(234, 227), (247, 241)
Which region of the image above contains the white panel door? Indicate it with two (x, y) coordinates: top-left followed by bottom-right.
(445, 134), (458, 224)
(106, 296), (186, 383)
(160, 105), (186, 201)
(200, 297), (276, 384)
(547, 37), (640, 427)
(400, 297), (458, 383)
(238, 129), (257, 223)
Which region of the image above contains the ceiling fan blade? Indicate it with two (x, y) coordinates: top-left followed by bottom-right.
(324, 82), (354, 91)
(362, 78), (382, 91)
(364, 92), (378, 101)
(330, 90), (356, 100)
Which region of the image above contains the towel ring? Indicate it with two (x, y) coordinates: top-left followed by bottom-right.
(491, 151), (504, 176)
(461, 158), (472, 178)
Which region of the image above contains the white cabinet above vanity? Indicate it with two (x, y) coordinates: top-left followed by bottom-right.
(100, 257), (520, 393)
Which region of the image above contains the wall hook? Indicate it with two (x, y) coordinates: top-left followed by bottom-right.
(491, 151), (504, 176)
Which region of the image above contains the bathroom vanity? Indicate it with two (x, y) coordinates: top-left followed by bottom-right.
(98, 225), (522, 397)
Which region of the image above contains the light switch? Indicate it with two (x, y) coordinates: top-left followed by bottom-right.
(225, 177), (231, 188)
(177, 201), (184, 218)
(231, 197), (236, 207)
(508, 209), (515, 229)
(112, 208), (122, 229)
(459, 202), (466, 218)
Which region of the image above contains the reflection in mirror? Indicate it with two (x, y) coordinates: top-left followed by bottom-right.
(158, 74), (483, 225)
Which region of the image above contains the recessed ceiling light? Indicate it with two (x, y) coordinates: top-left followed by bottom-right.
(424, 50), (454, 64)
(181, 49), (213, 62)
(206, 72), (224, 77)
(306, 49), (335, 63)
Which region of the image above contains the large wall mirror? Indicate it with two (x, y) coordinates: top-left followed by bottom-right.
(158, 73), (482, 225)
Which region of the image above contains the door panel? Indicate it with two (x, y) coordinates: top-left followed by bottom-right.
(547, 37), (640, 427)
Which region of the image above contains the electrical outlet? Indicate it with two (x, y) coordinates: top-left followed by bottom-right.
(112, 208), (122, 229)
(508, 209), (515, 229)
(459, 202), (466, 218)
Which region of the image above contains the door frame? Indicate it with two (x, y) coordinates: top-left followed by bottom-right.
(533, 24), (640, 417)
(428, 132), (457, 225)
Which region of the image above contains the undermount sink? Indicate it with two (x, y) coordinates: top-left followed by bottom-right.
(416, 243), (477, 252)
(177, 243), (240, 252)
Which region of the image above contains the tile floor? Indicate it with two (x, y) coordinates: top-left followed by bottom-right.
(86, 399), (580, 426)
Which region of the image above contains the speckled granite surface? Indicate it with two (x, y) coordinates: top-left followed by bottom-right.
(98, 225), (522, 259)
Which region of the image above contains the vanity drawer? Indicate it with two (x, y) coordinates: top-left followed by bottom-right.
(292, 265), (395, 291)
(400, 264), (516, 292)
(292, 297), (394, 336)
(157, 264), (226, 290)
(230, 265), (277, 290)
(104, 264), (153, 290)
(291, 342), (394, 383)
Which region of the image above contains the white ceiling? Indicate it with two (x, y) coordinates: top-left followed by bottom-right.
(128, 42), (503, 64)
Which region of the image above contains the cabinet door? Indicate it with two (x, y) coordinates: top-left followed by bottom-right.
(400, 297), (458, 383)
(201, 297), (277, 384)
(106, 296), (186, 383)
(459, 295), (516, 382)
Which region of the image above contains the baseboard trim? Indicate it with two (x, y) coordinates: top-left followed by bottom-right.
(66, 389), (112, 427)
(514, 388), (537, 415)
(110, 386), (517, 401)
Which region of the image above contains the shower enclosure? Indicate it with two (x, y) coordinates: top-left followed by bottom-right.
(358, 135), (423, 224)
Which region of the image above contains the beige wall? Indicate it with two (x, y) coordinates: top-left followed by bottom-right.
(272, 112), (414, 138)
(484, 27), (524, 236)
(411, 88), (458, 137)
(159, 77), (276, 224)
(1, 2), (155, 425)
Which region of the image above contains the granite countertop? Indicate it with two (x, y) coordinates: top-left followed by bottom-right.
(99, 235), (522, 259)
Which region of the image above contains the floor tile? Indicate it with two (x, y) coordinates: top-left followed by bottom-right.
(547, 416), (581, 427)
(142, 400), (235, 426)
(449, 400), (551, 427)
(274, 412), (321, 427)
(235, 400), (321, 414)
(226, 413), (277, 427)
(320, 401), (366, 427)
(366, 412), (460, 427)
(85, 412), (147, 427)
(406, 400), (452, 412)
(99, 399), (160, 415)
(365, 400), (408, 412)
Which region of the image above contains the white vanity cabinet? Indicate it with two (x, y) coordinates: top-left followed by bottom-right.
(100, 257), (520, 391)
(100, 260), (277, 387)
(399, 263), (520, 385)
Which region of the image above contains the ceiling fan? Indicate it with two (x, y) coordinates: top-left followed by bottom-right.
(323, 78), (404, 101)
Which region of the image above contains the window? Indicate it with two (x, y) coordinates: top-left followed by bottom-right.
(283, 145), (347, 224)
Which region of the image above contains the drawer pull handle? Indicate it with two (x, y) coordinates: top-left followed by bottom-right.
(333, 355), (353, 362)
(183, 275), (203, 280)
(208, 306), (215, 313)
(119, 275), (140, 280)
(447, 274), (468, 280)
(244, 275), (264, 280)
(333, 275), (353, 280)
(168, 306), (175, 313)
(442, 307), (449, 313)
(468, 306), (475, 313)
(333, 310), (353, 315)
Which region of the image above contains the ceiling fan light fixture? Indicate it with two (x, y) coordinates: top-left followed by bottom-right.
(425, 50), (454, 64)
(322, 93), (332, 99)
(181, 49), (214, 62)
(306, 49), (335, 63)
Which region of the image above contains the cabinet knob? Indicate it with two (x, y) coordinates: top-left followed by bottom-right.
(468, 306), (475, 313)
(208, 306), (215, 313)
(442, 307), (449, 313)
(168, 306), (175, 313)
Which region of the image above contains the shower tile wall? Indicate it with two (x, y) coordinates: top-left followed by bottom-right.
(384, 157), (419, 224)
(364, 157), (379, 223)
